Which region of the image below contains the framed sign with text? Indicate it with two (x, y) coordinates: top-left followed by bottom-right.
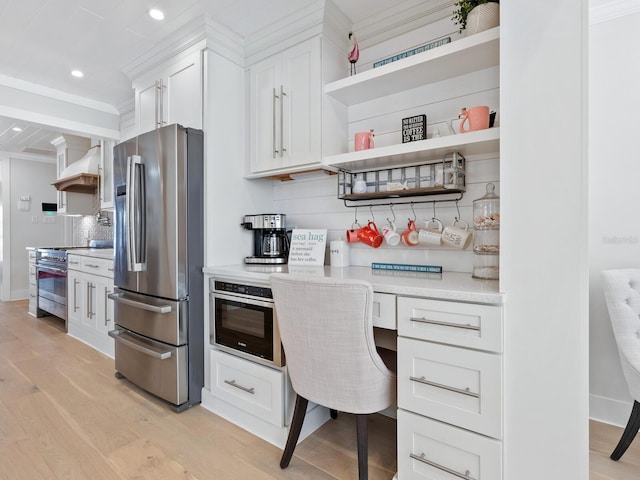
(402, 114), (426, 143)
(288, 229), (327, 266)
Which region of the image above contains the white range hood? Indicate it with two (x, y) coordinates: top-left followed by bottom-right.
(52, 144), (101, 193)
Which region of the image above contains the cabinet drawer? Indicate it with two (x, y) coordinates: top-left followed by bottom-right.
(398, 409), (502, 480)
(210, 349), (285, 427)
(398, 337), (502, 439)
(29, 265), (37, 285)
(80, 257), (114, 277)
(398, 297), (502, 352)
(28, 251), (36, 263)
(373, 292), (396, 329)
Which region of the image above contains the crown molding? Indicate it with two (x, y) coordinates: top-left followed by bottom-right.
(590, 0), (640, 25)
(122, 14), (244, 81)
(3, 151), (56, 163)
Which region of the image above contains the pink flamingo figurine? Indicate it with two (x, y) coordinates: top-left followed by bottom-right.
(348, 32), (359, 76)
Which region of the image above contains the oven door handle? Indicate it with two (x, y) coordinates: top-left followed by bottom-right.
(108, 293), (172, 314)
(37, 265), (66, 274)
(108, 329), (172, 360)
(211, 291), (274, 309)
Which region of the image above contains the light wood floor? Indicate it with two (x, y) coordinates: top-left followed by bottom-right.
(2, 300), (639, 479)
(0, 300), (396, 480)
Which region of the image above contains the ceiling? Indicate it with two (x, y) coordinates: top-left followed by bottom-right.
(0, 0), (405, 158)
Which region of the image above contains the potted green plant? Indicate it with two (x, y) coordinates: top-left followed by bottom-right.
(452, 0), (500, 34)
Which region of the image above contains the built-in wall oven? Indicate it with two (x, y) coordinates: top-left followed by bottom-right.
(210, 278), (284, 368)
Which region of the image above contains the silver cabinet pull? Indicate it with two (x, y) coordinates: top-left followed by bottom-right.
(85, 263), (100, 268)
(73, 279), (79, 312)
(108, 330), (172, 360)
(68, 260), (80, 265)
(280, 84), (286, 156)
(224, 379), (255, 395)
(104, 289), (112, 326)
(272, 87), (279, 158)
(410, 375), (479, 398)
(108, 293), (172, 313)
(86, 282), (91, 318)
(410, 316), (480, 331)
(410, 453), (476, 480)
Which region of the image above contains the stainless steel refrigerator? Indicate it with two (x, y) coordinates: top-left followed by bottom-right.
(109, 124), (204, 412)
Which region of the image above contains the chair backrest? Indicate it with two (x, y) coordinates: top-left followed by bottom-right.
(601, 269), (640, 400)
(270, 273), (395, 414)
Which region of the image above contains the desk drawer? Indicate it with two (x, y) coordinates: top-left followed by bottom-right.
(398, 337), (502, 439)
(210, 349), (285, 427)
(373, 292), (396, 329)
(398, 297), (502, 352)
(398, 409), (502, 480)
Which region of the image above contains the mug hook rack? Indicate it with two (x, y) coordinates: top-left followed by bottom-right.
(341, 192), (463, 209)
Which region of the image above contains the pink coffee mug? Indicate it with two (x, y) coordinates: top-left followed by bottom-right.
(459, 106), (490, 133)
(354, 130), (375, 151)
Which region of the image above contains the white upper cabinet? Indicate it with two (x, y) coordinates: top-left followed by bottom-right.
(247, 36), (345, 178)
(134, 51), (203, 135)
(98, 139), (115, 210)
(51, 134), (94, 215)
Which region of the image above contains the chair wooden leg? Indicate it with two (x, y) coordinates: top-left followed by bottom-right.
(356, 414), (368, 480)
(611, 400), (640, 460)
(280, 394), (308, 469)
(330, 409), (338, 419)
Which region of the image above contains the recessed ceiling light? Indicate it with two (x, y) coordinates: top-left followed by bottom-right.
(149, 8), (164, 20)
(71, 70), (84, 78)
(12, 127), (22, 132)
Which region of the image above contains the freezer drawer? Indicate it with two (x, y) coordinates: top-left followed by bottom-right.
(111, 287), (188, 346)
(110, 328), (188, 406)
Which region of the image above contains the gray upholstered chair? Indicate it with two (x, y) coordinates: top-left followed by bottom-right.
(601, 269), (640, 460)
(270, 273), (396, 480)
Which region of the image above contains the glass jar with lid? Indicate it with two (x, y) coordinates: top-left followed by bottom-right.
(472, 183), (500, 279)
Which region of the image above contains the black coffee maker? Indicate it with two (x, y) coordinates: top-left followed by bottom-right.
(241, 214), (290, 264)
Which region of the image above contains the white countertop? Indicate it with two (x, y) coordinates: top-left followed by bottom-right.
(67, 248), (114, 260)
(203, 264), (504, 305)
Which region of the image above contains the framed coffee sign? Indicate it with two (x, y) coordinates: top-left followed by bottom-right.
(402, 114), (426, 143)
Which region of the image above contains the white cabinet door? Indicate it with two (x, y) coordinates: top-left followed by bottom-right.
(281, 37), (321, 168)
(67, 268), (83, 329)
(248, 37), (321, 175)
(249, 54), (281, 173)
(99, 139), (115, 210)
(134, 51), (202, 135)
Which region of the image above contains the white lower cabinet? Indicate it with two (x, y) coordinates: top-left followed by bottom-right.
(398, 410), (502, 480)
(210, 348), (285, 427)
(397, 297), (504, 479)
(67, 254), (115, 357)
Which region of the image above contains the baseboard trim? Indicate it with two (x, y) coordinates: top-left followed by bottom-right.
(590, 393), (634, 427)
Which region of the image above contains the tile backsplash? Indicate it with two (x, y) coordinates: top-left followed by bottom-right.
(72, 212), (114, 246)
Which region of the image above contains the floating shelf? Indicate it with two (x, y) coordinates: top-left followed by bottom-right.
(324, 27), (499, 105)
(52, 173), (99, 193)
(324, 128), (499, 173)
(342, 186), (465, 202)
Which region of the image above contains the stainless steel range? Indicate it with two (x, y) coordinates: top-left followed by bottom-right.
(36, 247), (71, 329)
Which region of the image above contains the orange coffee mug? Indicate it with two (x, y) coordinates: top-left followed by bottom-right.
(459, 106), (490, 133)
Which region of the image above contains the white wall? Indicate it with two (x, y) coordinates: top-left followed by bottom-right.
(589, 10), (640, 426)
(0, 155), (65, 300)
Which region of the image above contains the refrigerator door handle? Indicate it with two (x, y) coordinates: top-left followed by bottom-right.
(108, 329), (172, 360)
(126, 155), (145, 272)
(108, 293), (172, 314)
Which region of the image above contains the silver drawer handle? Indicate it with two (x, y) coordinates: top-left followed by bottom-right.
(68, 260), (80, 264)
(410, 376), (479, 399)
(86, 263), (100, 268)
(108, 330), (172, 360)
(108, 293), (172, 313)
(224, 379), (255, 395)
(410, 453), (476, 480)
(410, 316), (480, 331)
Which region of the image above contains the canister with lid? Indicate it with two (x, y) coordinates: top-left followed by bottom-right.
(472, 183), (500, 279)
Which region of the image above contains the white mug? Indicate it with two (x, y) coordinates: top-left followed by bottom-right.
(418, 218), (443, 246)
(442, 218), (472, 249)
(382, 222), (401, 246)
(330, 240), (350, 267)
